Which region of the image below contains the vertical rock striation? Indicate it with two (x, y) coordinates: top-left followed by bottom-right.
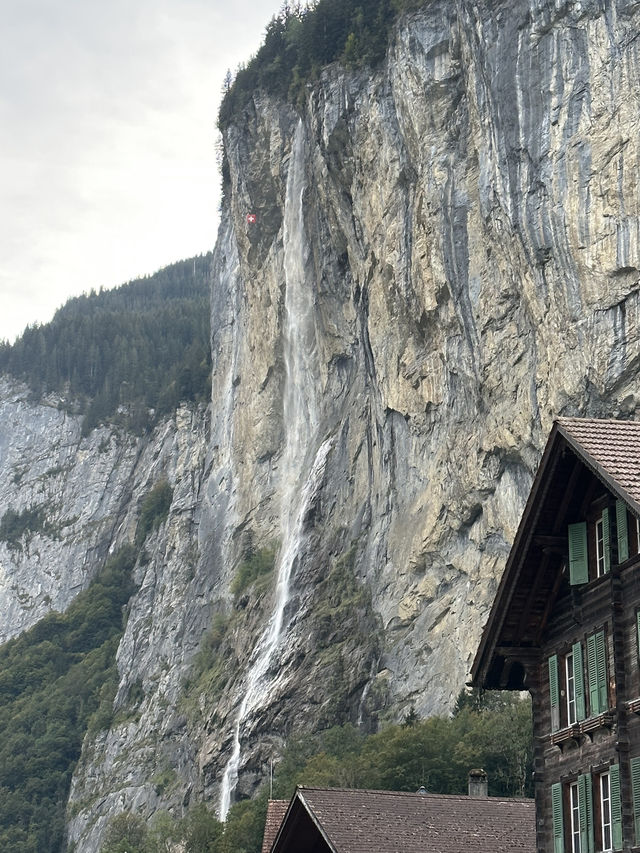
(2, 0), (640, 847)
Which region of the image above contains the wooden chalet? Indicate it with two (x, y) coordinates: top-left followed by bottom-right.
(472, 418), (640, 853)
(264, 786), (535, 853)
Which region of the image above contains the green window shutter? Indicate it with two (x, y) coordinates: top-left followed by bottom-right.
(610, 764), (622, 851)
(595, 631), (608, 713)
(585, 773), (594, 853)
(616, 500), (629, 563)
(602, 509), (611, 573)
(569, 522), (588, 584)
(578, 774), (594, 853)
(587, 634), (598, 715)
(586, 632), (608, 715)
(573, 641), (586, 721)
(552, 782), (565, 853)
(631, 757), (640, 846)
(549, 654), (560, 732)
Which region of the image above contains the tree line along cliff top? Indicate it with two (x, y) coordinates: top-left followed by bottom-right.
(217, 0), (427, 128)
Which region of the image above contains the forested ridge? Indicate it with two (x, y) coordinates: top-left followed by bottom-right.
(218, 0), (426, 129)
(0, 255), (212, 434)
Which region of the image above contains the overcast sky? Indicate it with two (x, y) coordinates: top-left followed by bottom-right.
(1, 0), (285, 342)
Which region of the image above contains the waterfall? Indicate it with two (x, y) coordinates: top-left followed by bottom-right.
(219, 120), (329, 820)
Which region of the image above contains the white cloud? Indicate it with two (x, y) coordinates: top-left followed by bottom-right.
(0, 0), (282, 341)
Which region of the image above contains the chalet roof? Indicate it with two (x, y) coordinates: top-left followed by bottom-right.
(262, 800), (289, 853)
(556, 417), (640, 513)
(270, 787), (536, 853)
(472, 417), (640, 689)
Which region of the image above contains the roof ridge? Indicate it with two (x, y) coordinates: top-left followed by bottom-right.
(557, 416), (640, 424)
(297, 785), (534, 803)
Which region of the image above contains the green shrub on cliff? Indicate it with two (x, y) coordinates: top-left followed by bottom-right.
(230, 545), (277, 599)
(135, 479), (174, 546)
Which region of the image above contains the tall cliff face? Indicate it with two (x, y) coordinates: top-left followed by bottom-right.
(198, 0), (640, 788)
(199, 0), (640, 809)
(3, 0), (640, 848)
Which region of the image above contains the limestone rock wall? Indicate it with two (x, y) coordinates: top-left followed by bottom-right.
(5, 0), (640, 848)
(191, 0), (640, 809)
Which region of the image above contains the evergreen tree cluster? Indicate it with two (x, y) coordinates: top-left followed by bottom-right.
(218, 0), (427, 128)
(0, 545), (138, 853)
(0, 256), (212, 435)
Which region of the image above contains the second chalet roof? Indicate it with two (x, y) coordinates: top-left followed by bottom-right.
(270, 787), (536, 853)
(472, 417), (640, 689)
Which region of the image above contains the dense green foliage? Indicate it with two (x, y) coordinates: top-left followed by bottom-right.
(218, 0), (427, 127)
(135, 480), (174, 546)
(100, 796), (267, 853)
(230, 545), (277, 598)
(101, 691), (532, 853)
(0, 256), (212, 435)
(269, 692), (533, 799)
(0, 545), (137, 853)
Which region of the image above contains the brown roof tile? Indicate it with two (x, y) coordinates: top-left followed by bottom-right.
(262, 800), (289, 853)
(557, 417), (640, 511)
(293, 787), (535, 853)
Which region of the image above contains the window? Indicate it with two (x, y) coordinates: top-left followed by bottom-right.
(552, 771), (621, 853)
(568, 508), (611, 585)
(548, 643), (585, 731)
(569, 642), (586, 723)
(600, 772), (612, 852)
(596, 518), (606, 577)
(570, 781), (582, 853)
(567, 652), (577, 725)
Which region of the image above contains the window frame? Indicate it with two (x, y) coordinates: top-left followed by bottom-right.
(566, 651), (577, 726)
(600, 771), (612, 853)
(570, 781), (582, 853)
(596, 517), (606, 577)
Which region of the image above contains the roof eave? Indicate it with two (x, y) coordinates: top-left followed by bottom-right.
(470, 421), (563, 687)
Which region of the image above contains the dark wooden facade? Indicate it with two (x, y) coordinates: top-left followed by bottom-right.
(472, 419), (640, 853)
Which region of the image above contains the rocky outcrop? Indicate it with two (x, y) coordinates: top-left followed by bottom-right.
(4, 0), (640, 848)
(0, 379), (141, 642)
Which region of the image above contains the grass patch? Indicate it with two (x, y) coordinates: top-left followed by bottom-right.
(231, 545), (277, 599)
(135, 480), (173, 546)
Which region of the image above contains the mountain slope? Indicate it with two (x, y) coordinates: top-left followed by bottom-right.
(2, 0), (640, 850)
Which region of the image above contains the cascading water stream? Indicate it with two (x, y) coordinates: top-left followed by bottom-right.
(219, 120), (330, 819)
